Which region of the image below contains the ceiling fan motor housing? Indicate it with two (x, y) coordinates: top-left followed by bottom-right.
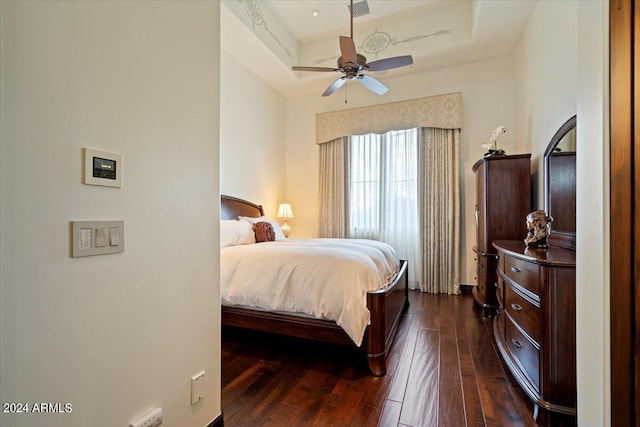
(338, 54), (368, 78)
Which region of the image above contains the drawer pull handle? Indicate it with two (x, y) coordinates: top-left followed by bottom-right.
(511, 303), (522, 311)
(510, 266), (522, 273)
(512, 339), (522, 349)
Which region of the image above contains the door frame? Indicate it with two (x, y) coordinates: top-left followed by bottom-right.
(609, 1), (639, 425)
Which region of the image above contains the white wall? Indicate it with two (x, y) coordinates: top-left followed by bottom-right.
(515, 0), (578, 207)
(576, 2), (609, 425)
(515, 0), (610, 424)
(220, 51), (286, 218)
(285, 55), (518, 284)
(0, 2), (221, 427)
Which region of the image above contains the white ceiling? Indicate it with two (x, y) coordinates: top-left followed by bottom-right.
(269, 0), (450, 42)
(221, 0), (536, 98)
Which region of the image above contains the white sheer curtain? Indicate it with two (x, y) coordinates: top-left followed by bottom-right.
(349, 129), (420, 289)
(418, 128), (460, 294)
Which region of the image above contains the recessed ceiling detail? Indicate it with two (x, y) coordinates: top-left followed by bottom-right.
(240, 0), (292, 58)
(361, 28), (452, 56)
(314, 28), (452, 65)
(221, 1), (537, 98)
(242, 0), (263, 26)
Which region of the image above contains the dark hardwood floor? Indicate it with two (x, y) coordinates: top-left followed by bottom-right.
(221, 290), (538, 427)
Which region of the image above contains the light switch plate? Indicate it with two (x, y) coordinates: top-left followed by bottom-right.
(71, 220), (124, 257)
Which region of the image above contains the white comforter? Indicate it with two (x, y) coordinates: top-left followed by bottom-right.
(220, 238), (399, 346)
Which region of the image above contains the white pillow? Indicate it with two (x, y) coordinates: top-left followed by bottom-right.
(238, 216), (286, 241)
(220, 219), (256, 247)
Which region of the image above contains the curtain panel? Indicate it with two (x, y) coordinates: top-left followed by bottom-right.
(315, 92), (463, 145)
(318, 137), (349, 238)
(418, 128), (461, 294)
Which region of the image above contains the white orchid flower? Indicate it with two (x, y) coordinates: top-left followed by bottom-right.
(490, 126), (507, 143)
(482, 126), (507, 156)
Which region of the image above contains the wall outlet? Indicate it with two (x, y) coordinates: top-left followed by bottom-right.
(191, 371), (205, 405)
(130, 406), (163, 427)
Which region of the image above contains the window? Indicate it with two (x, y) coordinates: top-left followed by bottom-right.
(349, 129), (419, 285)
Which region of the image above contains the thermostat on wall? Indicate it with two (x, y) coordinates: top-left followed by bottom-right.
(83, 147), (122, 187)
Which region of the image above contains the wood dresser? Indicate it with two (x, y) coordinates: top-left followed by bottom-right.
(492, 240), (576, 427)
(472, 154), (531, 316)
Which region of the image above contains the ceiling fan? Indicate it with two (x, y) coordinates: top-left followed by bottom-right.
(292, 0), (413, 97)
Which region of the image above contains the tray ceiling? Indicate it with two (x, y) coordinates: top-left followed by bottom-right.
(221, 0), (535, 98)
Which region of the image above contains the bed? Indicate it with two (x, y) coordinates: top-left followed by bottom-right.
(220, 195), (409, 376)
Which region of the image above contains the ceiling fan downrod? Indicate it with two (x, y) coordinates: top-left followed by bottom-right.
(350, 0), (354, 39)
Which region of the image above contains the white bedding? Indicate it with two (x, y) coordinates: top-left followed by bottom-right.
(220, 238), (399, 346)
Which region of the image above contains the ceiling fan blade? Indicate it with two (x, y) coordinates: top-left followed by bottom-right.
(358, 75), (388, 95)
(322, 77), (347, 97)
(339, 36), (357, 64)
(366, 55), (414, 72)
(292, 66), (339, 72)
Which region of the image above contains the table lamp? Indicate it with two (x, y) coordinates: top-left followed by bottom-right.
(277, 203), (294, 238)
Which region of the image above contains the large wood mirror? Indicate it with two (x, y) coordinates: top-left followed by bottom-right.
(543, 115), (576, 250)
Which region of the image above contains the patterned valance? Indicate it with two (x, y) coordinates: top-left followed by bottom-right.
(316, 92), (463, 144)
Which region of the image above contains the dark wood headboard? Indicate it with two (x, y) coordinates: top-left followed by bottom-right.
(221, 195), (264, 220)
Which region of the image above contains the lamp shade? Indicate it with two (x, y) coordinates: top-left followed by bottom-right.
(277, 203), (294, 219)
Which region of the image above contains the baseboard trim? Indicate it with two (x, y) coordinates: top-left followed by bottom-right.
(207, 412), (223, 427)
(459, 283), (476, 295)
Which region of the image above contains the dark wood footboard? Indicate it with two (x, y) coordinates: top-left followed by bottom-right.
(221, 259), (409, 376)
(365, 258), (409, 376)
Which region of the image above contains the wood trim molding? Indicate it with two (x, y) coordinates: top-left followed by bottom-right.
(634, 0), (640, 419)
(207, 412), (224, 427)
(609, 1), (637, 425)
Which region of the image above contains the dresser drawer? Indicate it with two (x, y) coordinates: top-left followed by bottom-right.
(504, 255), (539, 295)
(504, 283), (541, 345)
(506, 317), (540, 392)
